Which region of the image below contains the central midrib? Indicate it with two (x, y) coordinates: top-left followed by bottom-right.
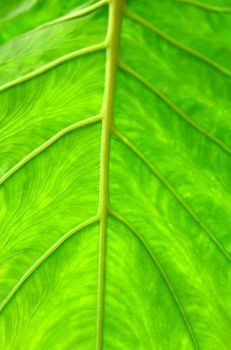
(97, 0), (124, 349)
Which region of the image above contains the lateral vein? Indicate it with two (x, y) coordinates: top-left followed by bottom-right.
(109, 209), (199, 350)
(177, 0), (231, 13)
(0, 42), (106, 93)
(34, 0), (110, 32)
(113, 128), (231, 262)
(119, 61), (231, 157)
(0, 115), (102, 186)
(0, 216), (99, 313)
(125, 10), (231, 78)
(3, 0), (109, 44)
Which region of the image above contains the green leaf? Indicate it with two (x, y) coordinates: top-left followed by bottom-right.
(0, 0), (231, 349)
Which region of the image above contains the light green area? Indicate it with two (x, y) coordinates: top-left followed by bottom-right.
(0, 0), (98, 43)
(0, 0), (230, 349)
(0, 7), (108, 85)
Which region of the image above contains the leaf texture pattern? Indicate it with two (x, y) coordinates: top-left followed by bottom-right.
(0, 0), (231, 349)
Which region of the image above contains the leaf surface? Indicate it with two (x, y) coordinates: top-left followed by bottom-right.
(0, 0), (231, 349)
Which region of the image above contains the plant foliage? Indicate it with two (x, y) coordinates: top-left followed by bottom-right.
(0, 0), (231, 349)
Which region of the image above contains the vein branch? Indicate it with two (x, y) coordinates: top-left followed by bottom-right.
(34, 0), (110, 32)
(2, 0), (109, 44)
(0, 115), (102, 186)
(109, 209), (199, 350)
(112, 128), (231, 262)
(0, 42), (106, 93)
(0, 216), (99, 313)
(119, 61), (231, 156)
(125, 10), (231, 78)
(177, 0), (231, 13)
